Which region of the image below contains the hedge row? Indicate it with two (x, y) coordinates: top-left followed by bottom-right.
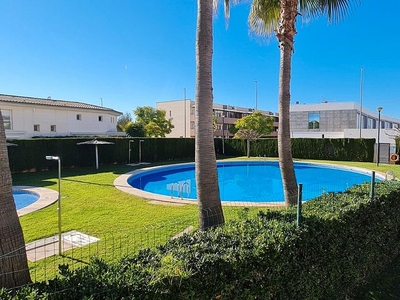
(3, 181), (400, 299)
(7, 137), (375, 173)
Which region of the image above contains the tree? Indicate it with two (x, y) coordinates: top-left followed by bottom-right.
(126, 122), (146, 137)
(116, 112), (133, 132)
(195, 0), (227, 230)
(0, 110), (31, 288)
(234, 111), (273, 157)
(245, 0), (360, 205)
(133, 106), (174, 137)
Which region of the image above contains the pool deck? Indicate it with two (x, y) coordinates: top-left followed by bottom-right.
(15, 186), (59, 217)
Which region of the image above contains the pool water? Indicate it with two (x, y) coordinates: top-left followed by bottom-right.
(128, 161), (378, 202)
(13, 190), (40, 210)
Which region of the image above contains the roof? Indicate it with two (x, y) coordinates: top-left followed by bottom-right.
(0, 94), (122, 115)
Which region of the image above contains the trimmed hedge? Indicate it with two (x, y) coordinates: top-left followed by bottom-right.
(7, 137), (375, 173)
(3, 181), (400, 299)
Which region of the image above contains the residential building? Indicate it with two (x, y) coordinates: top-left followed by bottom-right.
(0, 94), (123, 139)
(290, 101), (400, 145)
(156, 99), (279, 138)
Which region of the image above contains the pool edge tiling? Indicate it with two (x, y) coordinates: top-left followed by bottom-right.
(114, 160), (385, 206)
(15, 186), (59, 217)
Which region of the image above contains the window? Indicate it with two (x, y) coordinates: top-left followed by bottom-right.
(308, 113), (320, 129)
(34, 124), (40, 132)
(111, 117), (115, 123)
(1, 109), (12, 129)
(76, 114), (82, 121)
(98, 116), (103, 122)
(50, 125), (56, 132)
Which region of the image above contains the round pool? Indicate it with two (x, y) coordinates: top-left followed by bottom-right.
(126, 161), (380, 203)
(13, 190), (40, 210)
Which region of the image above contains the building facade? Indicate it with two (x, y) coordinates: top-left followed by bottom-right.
(0, 94), (123, 139)
(156, 99), (279, 138)
(290, 101), (400, 145)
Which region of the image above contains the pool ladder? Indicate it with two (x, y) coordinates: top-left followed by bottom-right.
(385, 170), (396, 181)
(171, 181), (191, 199)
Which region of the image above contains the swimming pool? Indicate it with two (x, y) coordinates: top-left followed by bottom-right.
(13, 190), (40, 210)
(126, 161), (380, 203)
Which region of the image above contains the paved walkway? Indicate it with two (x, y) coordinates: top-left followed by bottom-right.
(25, 230), (100, 262)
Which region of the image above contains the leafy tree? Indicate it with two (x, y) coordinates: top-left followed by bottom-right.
(116, 112), (133, 132)
(0, 110), (31, 288)
(133, 106), (174, 137)
(126, 122), (146, 137)
(227, 0), (361, 205)
(234, 111), (273, 157)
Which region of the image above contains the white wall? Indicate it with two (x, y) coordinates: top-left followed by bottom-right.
(2, 103), (120, 139)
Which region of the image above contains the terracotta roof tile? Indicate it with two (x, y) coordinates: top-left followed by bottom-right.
(0, 94), (122, 115)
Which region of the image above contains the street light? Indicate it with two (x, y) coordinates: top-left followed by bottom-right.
(222, 115), (225, 156)
(376, 107), (383, 166)
(128, 140), (134, 164)
(45, 155), (62, 255)
(254, 80), (258, 111)
(139, 140), (144, 164)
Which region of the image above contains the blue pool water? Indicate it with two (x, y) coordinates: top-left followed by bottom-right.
(13, 190), (40, 210)
(128, 161), (378, 202)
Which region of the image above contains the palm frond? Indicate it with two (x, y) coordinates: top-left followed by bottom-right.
(249, 0), (280, 36)
(300, 0), (362, 24)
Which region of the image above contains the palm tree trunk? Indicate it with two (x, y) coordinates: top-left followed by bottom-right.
(195, 0), (224, 230)
(0, 110), (31, 288)
(277, 0), (298, 205)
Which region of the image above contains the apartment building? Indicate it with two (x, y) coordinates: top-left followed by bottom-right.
(0, 94), (123, 139)
(156, 99), (279, 138)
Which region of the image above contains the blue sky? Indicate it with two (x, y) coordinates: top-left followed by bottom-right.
(0, 1), (399, 119)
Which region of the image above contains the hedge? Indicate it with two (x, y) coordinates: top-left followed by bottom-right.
(7, 137), (375, 173)
(3, 181), (400, 299)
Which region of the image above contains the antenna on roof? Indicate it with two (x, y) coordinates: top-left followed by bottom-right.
(100, 98), (103, 107)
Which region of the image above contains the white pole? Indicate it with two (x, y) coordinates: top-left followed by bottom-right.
(95, 145), (99, 169)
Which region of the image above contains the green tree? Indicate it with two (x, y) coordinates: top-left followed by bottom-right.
(126, 122), (146, 137)
(0, 110), (31, 288)
(243, 0), (360, 205)
(116, 112), (133, 132)
(234, 111), (273, 157)
(194, 0), (229, 230)
(133, 106), (174, 137)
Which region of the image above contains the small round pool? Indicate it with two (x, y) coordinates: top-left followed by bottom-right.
(126, 161), (380, 203)
(13, 190), (40, 210)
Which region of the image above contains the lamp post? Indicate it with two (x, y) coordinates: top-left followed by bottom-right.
(183, 88), (186, 138)
(128, 140), (134, 164)
(222, 115), (225, 156)
(139, 140), (144, 164)
(254, 80), (258, 111)
(376, 107), (383, 166)
(45, 155), (62, 255)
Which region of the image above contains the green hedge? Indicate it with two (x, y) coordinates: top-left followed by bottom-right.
(7, 137), (375, 173)
(221, 138), (375, 161)
(4, 181), (400, 299)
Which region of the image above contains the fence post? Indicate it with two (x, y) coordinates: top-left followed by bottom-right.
(370, 171), (376, 199)
(297, 184), (303, 227)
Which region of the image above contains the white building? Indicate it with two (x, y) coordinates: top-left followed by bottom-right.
(156, 99), (279, 138)
(290, 101), (400, 145)
(0, 94), (123, 139)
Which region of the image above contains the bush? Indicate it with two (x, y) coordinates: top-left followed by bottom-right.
(4, 181), (400, 299)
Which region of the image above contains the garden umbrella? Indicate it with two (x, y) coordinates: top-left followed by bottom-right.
(6, 142), (18, 146)
(76, 139), (114, 169)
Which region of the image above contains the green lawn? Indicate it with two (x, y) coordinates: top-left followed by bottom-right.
(12, 157), (400, 293)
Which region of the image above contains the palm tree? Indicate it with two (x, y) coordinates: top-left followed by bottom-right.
(0, 110), (31, 288)
(247, 0), (360, 205)
(195, 0), (230, 230)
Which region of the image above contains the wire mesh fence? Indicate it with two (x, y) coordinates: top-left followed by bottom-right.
(1, 170), (392, 295)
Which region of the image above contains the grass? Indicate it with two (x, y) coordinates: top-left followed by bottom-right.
(12, 157), (400, 292)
